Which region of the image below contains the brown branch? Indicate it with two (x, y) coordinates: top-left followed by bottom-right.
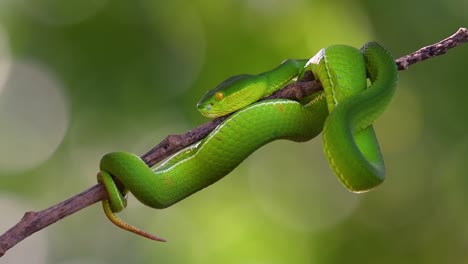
(140, 70), (320, 167)
(1, 27), (467, 257)
(395, 27), (468, 70)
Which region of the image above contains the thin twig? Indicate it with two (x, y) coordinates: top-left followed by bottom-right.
(1, 27), (467, 257)
(395, 27), (468, 70)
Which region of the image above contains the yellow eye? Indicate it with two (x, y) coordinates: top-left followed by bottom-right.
(215, 92), (224, 101)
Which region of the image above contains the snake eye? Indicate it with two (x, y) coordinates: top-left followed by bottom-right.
(215, 92), (224, 101)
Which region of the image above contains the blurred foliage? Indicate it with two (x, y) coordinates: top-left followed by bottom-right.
(0, 0), (467, 263)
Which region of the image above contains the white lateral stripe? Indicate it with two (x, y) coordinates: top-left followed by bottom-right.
(323, 50), (339, 106)
(156, 100), (301, 174)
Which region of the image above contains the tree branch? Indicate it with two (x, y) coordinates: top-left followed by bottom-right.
(1, 27), (467, 257)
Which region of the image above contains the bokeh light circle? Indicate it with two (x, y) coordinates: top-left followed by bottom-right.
(0, 23), (11, 96)
(17, 0), (109, 26)
(0, 61), (69, 174)
(0, 194), (48, 264)
(248, 140), (359, 233)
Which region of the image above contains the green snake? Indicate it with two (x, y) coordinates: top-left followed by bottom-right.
(97, 42), (397, 241)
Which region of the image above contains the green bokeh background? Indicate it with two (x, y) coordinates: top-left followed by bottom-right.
(0, 0), (467, 263)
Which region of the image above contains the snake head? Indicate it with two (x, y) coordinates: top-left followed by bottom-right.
(197, 74), (266, 118)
